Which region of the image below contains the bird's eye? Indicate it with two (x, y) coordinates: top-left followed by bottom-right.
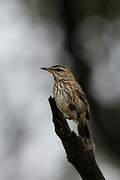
(55, 68), (63, 72)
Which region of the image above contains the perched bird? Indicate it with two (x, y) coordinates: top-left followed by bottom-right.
(41, 65), (95, 151)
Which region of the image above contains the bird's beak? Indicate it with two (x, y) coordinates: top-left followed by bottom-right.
(41, 67), (52, 73)
(41, 67), (49, 71)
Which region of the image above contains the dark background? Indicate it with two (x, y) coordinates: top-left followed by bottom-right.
(0, 0), (120, 179)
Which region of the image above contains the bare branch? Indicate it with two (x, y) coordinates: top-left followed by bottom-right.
(48, 96), (106, 180)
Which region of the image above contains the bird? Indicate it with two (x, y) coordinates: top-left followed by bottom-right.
(41, 65), (95, 151)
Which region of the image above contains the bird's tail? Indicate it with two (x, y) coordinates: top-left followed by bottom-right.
(78, 119), (95, 151)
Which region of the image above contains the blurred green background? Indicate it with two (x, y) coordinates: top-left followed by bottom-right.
(0, 0), (120, 179)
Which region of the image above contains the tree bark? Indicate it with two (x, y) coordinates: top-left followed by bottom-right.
(48, 96), (106, 180)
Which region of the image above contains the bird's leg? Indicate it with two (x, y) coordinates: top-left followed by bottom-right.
(63, 114), (72, 120)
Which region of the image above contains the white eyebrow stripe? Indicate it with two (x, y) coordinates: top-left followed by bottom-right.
(52, 67), (64, 71)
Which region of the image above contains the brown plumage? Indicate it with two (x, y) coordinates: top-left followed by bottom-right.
(41, 65), (95, 151)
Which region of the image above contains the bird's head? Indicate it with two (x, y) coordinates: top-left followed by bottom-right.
(41, 65), (75, 81)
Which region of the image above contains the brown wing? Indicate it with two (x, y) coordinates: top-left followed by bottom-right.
(75, 84), (90, 121)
